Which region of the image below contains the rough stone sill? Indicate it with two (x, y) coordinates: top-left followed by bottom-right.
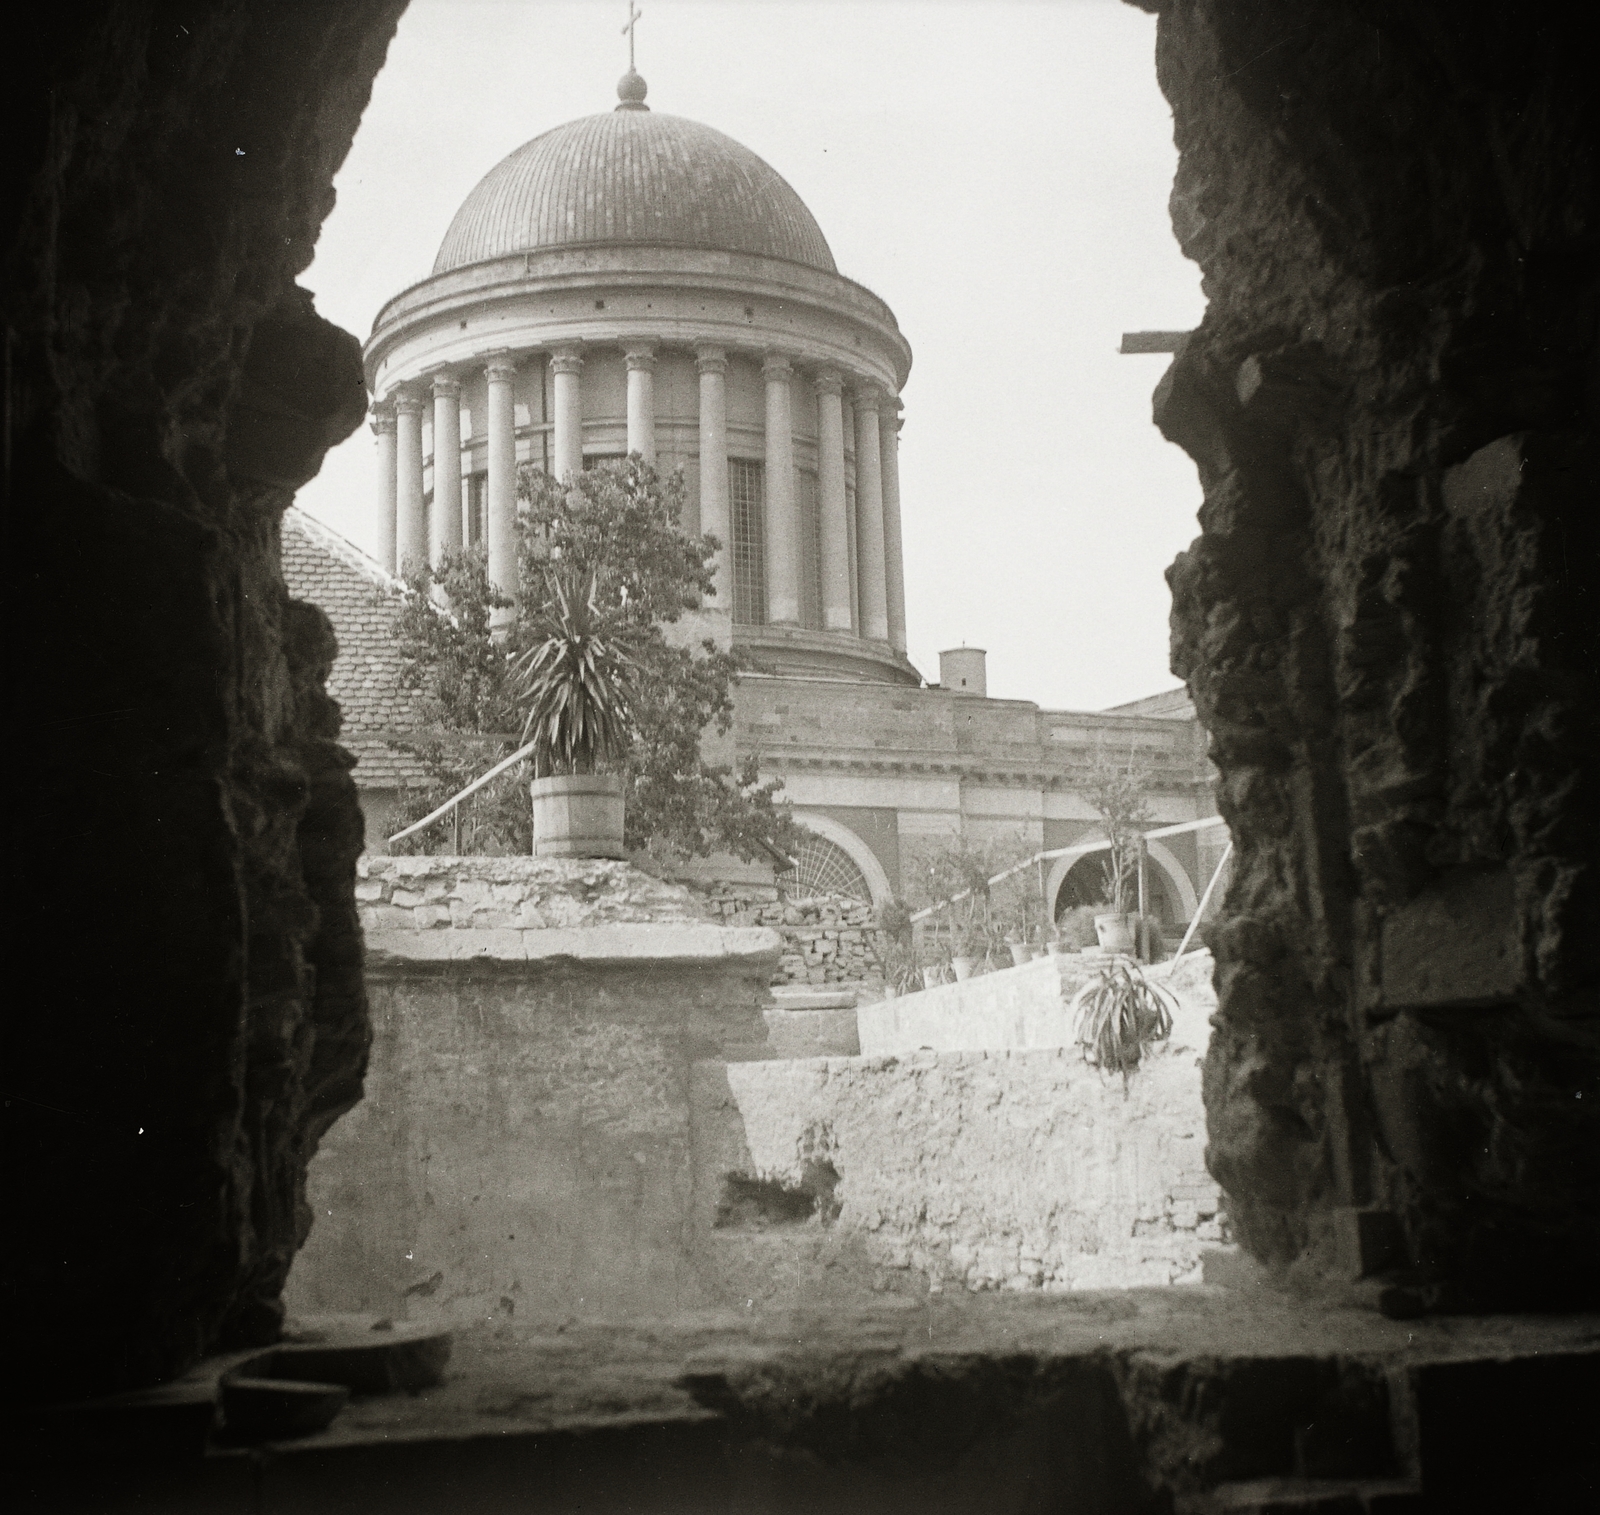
(768, 987), (860, 1011)
(35, 1292), (1599, 1480)
(365, 923), (783, 975)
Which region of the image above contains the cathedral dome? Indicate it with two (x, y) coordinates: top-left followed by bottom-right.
(433, 93), (837, 276)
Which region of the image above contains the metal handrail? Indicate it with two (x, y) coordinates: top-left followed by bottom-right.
(387, 736), (540, 845)
(907, 814), (1230, 925)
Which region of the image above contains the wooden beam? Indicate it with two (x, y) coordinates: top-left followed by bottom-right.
(1119, 330), (1191, 354)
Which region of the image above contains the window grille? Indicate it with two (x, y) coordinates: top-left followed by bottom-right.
(466, 473), (488, 547)
(778, 834), (872, 904)
(798, 469), (823, 630)
(729, 458), (767, 625)
(845, 481), (859, 632)
(583, 453), (626, 471)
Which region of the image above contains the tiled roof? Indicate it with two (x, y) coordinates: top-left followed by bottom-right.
(1102, 687), (1197, 721)
(280, 507), (429, 789)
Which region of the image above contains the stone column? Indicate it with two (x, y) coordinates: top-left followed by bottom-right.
(880, 398), (908, 654)
(815, 368), (853, 633)
(852, 382), (889, 643)
(485, 353), (518, 621)
(624, 341), (657, 465)
(394, 390), (426, 574)
(372, 399), (397, 574)
(430, 374), (462, 591)
(763, 354), (800, 626)
(550, 344), (584, 482)
(696, 344), (731, 610)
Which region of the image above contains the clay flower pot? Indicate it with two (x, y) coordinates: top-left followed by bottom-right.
(951, 955), (976, 981)
(1095, 913), (1136, 953)
(530, 773), (625, 859)
(1007, 940), (1030, 968)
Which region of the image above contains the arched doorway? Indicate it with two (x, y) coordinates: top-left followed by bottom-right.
(1047, 842), (1196, 928)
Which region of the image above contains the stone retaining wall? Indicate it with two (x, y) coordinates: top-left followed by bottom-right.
(354, 855), (709, 933)
(694, 1038), (1224, 1297)
(356, 862), (887, 990)
(678, 880), (886, 989)
(856, 949), (1216, 1058)
(287, 917), (782, 1326)
(694, 952), (1224, 1300)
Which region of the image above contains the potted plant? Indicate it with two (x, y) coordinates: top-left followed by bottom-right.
(1091, 860), (1136, 952)
(879, 935), (918, 999)
(514, 569), (640, 859)
(1056, 905), (1099, 952)
(1069, 957), (1176, 1094)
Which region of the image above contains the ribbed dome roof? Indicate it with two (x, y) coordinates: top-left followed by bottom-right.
(433, 108), (836, 275)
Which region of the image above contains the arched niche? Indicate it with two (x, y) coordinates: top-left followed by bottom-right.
(788, 811), (893, 908)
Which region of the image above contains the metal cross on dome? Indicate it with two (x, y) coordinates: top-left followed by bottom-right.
(622, 1), (643, 70)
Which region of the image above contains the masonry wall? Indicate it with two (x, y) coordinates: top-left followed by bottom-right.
(287, 919), (780, 1326)
(1150, 0), (1598, 1304)
(9, 2), (405, 1397)
(359, 859), (889, 989)
(697, 882), (885, 988)
(694, 1039), (1223, 1301)
(355, 854), (709, 931)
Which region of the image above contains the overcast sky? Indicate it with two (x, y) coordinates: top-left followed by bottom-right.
(296, 0), (1206, 711)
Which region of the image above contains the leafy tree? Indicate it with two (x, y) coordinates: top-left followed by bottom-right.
(1085, 744), (1153, 912)
(389, 456), (804, 864)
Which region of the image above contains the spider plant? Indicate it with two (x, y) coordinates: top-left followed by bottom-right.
(1069, 957), (1176, 1091)
(512, 569), (641, 777)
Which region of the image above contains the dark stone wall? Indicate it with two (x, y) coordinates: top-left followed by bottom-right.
(5, 1), (405, 1395)
(1140, 0), (1598, 1304)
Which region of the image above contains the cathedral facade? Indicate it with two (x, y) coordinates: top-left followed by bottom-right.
(301, 70), (1219, 925)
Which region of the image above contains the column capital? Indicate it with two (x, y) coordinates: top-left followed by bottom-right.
(484, 351), (518, 383)
(850, 379), (883, 412)
(429, 371), (462, 399)
(392, 390), (425, 417)
(813, 367), (843, 398)
(761, 352), (796, 382)
(695, 343), (728, 376)
(623, 340), (658, 371)
(369, 399), (396, 436)
(549, 344), (584, 376)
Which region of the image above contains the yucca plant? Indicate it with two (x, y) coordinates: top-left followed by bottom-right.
(512, 569), (641, 777)
(1069, 957), (1176, 1091)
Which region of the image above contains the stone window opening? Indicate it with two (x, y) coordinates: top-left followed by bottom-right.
(12, 5), (1596, 1504)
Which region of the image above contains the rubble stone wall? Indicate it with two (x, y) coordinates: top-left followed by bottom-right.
(355, 855), (711, 932)
(1148, 0), (1598, 1304)
(10, 1), (406, 1396)
(694, 882), (886, 988)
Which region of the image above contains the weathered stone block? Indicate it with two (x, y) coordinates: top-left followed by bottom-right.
(1379, 869), (1519, 1010)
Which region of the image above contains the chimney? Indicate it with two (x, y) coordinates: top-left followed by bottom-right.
(939, 646), (987, 697)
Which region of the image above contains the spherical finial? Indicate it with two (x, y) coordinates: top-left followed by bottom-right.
(616, 69), (649, 111)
